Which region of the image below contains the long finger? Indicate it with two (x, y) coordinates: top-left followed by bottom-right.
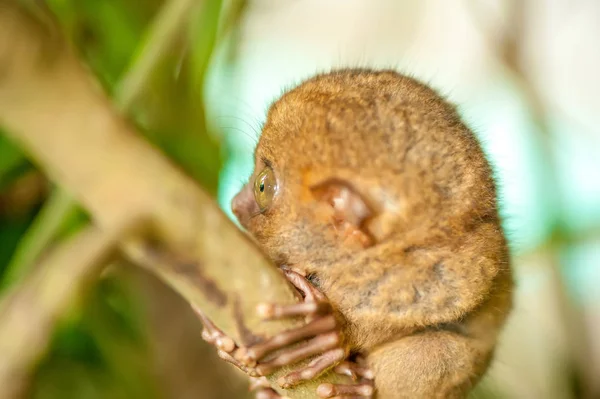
(333, 361), (374, 380)
(277, 348), (345, 388)
(282, 269), (327, 302)
(193, 305), (236, 352)
(257, 301), (332, 320)
(255, 332), (341, 376)
(238, 315), (337, 364)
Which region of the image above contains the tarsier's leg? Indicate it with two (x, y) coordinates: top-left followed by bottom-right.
(367, 330), (491, 399)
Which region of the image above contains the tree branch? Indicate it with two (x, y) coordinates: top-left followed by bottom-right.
(4, 0), (202, 292)
(0, 2), (346, 396)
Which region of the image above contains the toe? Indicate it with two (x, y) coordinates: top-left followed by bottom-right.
(276, 348), (345, 388)
(317, 383), (374, 398)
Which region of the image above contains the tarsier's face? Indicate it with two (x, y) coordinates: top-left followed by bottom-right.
(231, 70), (494, 271)
(231, 128), (380, 270)
(230, 149), (370, 269)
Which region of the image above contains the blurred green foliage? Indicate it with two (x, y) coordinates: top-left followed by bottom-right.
(46, 0), (223, 192)
(30, 277), (161, 399)
(0, 133), (27, 188)
(0, 131), (36, 278)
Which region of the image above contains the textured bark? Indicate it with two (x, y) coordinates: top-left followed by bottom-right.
(0, 2), (346, 397)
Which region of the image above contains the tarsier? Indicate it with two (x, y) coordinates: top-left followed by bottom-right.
(197, 69), (513, 398)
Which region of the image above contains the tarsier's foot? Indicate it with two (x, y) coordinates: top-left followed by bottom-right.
(196, 307), (288, 398)
(195, 306), (256, 375)
(195, 269), (374, 398)
(316, 355), (375, 398)
(240, 270), (374, 397)
(235, 269), (347, 389)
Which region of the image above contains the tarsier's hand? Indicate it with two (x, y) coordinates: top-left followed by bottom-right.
(196, 308), (282, 398)
(195, 269), (374, 399)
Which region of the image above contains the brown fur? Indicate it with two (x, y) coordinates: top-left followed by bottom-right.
(233, 69), (513, 398)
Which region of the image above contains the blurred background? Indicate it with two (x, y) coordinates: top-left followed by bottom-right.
(0, 0), (599, 398)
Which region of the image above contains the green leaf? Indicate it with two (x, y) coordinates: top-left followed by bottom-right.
(0, 132), (27, 188)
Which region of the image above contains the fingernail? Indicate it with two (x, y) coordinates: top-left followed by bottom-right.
(359, 385), (374, 396)
(316, 383), (334, 398)
(257, 303), (274, 318)
(217, 336), (235, 352)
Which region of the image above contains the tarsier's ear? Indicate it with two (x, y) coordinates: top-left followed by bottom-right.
(310, 179), (376, 248)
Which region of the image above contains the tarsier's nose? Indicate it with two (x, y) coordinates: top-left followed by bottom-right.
(231, 190), (244, 221)
(231, 184), (253, 224)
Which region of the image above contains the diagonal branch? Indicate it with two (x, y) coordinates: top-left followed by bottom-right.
(0, 2), (347, 397)
(4, 0), (203, 289)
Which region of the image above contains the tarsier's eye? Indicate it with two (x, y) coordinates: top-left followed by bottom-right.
(253, 167), (278, 212)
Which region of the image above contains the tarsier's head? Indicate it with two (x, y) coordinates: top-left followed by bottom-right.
(232, 69), (497, 270)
